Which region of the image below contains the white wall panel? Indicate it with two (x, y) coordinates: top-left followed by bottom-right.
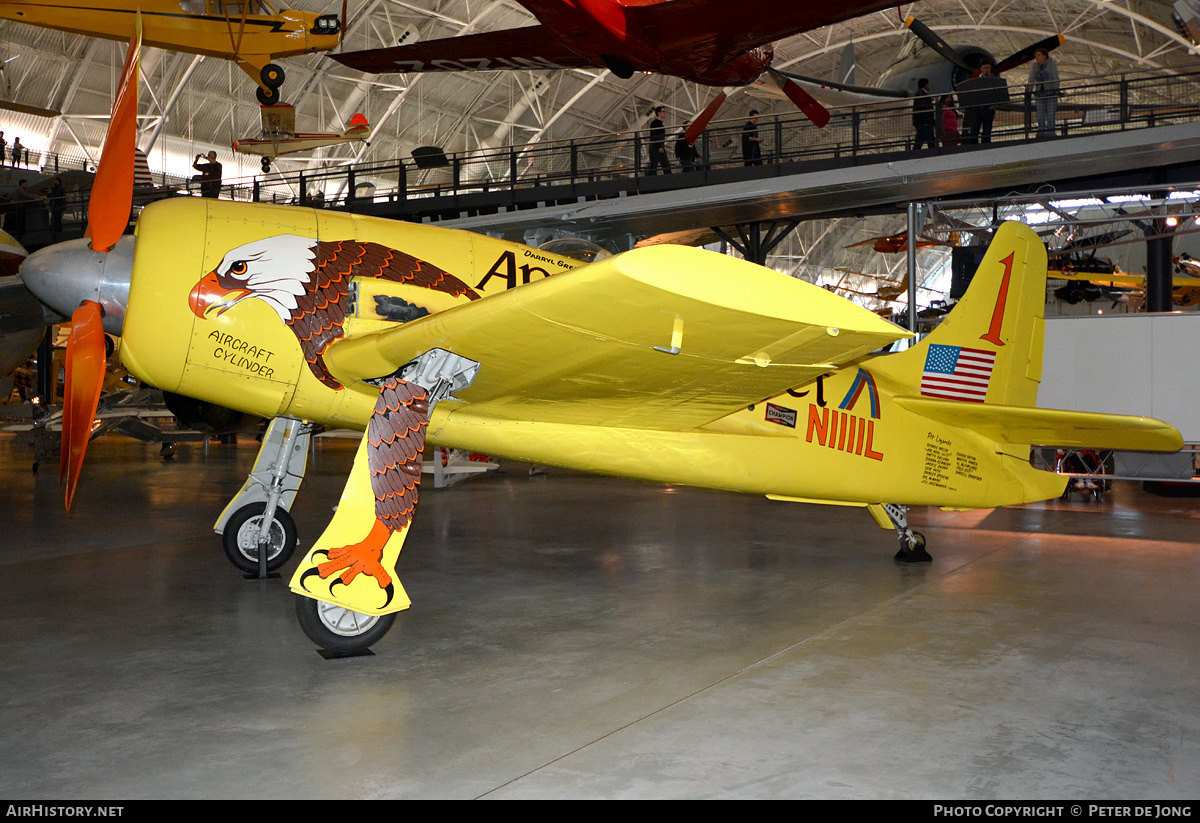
(1040, 313), (1200, 442)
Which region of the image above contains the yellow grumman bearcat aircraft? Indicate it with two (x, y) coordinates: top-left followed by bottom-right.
(19, 24), (1184, 654)
(0, 0), (341, 104)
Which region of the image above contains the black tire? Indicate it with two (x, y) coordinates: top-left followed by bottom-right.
(260, 63), (285, 89)
(256, 85), (280, 106)
(222, 502), (297, 574)
(295, 596), (396, 654)
(894, 530), (931, 563)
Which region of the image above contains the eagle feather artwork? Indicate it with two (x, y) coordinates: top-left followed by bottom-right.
(189, 235), (481, 600)
(189, 235), (479, 388)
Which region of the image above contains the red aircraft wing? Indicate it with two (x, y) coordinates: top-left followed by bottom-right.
(334, 25), (595, 74)
(516, 0), (904, 80)
(336, 0), (904, 86)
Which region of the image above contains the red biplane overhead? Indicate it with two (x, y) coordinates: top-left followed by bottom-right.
(333, 0), (905, 131)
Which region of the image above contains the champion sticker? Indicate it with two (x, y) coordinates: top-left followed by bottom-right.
(765, 402), (797, 428)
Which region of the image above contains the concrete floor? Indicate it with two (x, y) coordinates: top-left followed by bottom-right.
(1, 432), (1198, 799)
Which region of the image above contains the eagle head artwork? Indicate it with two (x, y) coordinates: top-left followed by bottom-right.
(189, 234), (479, 389)
(189, 234), (482, 604)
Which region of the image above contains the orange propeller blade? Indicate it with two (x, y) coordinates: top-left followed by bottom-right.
(768, 69), (831, 128)
(61, 301), (107, 510)
(684, 91), (727, 144)
(86, 14), (141, 254)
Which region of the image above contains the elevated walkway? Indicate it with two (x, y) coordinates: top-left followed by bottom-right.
(431, 123), (1200, 245)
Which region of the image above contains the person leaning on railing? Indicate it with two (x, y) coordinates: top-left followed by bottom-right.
(1030, 48), (1061, 138)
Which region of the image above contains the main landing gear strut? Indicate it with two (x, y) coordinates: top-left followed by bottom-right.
(880, 503), (932, 563)
(215, 417), (316, 576)
(291, 348), (481, 655)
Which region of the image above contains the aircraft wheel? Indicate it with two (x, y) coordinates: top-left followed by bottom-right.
(295, 596), (396, 654)
(256, 85), (281, 106)
(222, 502), (297, 573)
(894, 530), (932, 563)
(260, 63), (285, 89)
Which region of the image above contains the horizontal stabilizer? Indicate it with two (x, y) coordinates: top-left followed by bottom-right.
(895, 395), (1183, 452)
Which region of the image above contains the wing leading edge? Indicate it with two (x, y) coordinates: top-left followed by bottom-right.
(323, 245), (910, 431)
(334, 26), (595, 74)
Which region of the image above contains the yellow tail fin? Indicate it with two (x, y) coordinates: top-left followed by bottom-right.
(870, 221), (1047, 407)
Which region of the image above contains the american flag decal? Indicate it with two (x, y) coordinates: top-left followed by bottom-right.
(921, 344), (997, 403)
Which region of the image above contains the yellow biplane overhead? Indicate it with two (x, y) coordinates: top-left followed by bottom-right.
(0, 0), (341, 104)
(18, 25), (1185, 656)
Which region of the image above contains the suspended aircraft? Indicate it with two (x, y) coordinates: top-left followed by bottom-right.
(756, 18), (1065, 121)
(1043, 228), (1200, 306)
(1049, 265), (1200, 307)
(830, 269), (948, 305)
(18, 22), (1184, 655)
(0, 0), (343, 104)
(846, 229), (957, 255)
(234, 107), (370, 172)
(333, 0), (912, 133)
(335, 5), (1063, 143)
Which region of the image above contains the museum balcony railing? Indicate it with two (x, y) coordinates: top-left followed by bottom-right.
(204, 64), (1200, 217)
(15, 63), (1200, 247)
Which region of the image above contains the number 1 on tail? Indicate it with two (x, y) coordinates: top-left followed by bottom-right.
(980, 252), (1014, 347)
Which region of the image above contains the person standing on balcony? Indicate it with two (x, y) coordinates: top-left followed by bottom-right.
(12, 179), (39, 237)
(48, 176), (65, 236)
(193, 151), (223, 198)
(675, 121), (698, 172)
(646, 105), (670, 175)
(742, 110), (763, 166)
(912, 78), (937, 150)
(961, 60), (1002, 143)
(1030, 48), (1060, 138)
(940, 95), (960, 147)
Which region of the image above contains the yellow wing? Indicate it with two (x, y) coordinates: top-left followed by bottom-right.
(324, 245), (911, 430)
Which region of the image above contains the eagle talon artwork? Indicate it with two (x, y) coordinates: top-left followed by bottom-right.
(304, 376), (429, 611)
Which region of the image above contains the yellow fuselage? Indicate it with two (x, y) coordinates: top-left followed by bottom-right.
(122, 199), (1065, 513)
